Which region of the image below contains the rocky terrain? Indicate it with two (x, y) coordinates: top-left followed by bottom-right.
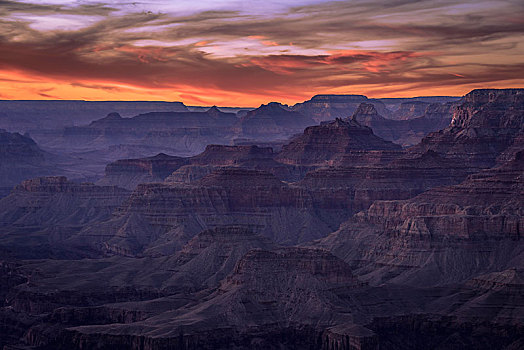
(237, 102), (315, 139)
(100, 145), (297, 189)
(97, 153), (189, 190)
(0, 176), (130, 258)
(410, 88), (523, 167)
(0, 130), (83, 197)
(0, 100), (189, 132)
(276, 118), (401, 166)
(318, 149), (522, 285)
(0, 95), (460, 188)
(74, 167), (355, 256)
(0, 130), (49, 195)
(292, 94), (459, 123)
(352, 102), (454, 146)
(390, 101), (430, 120)
(47, 108), (238, 154)
(378, 96), (461, 111)
(0, 88), (522, 349)
(291, 94), (389, 122)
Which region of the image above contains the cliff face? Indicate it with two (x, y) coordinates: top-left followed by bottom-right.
(98, 153), (189, 190)
(189, 144), (274, 166)
(300, 150), (474, 212)
(74, 168), (360, 256)
(0, 129), (43, 160)
(238, 102), (315, 138)
(36, 247), (362, 350)
(39, 108), (239, 156)
(0, 130), (57, 197)
(411, 89), (524, 168)
(319, 151), (523, 287)
(101, 145), (302, 188)
(95, 146), (477, 257)
(0, 100), (189, 132)
(292, 94), (389, 122)
(14, 242), (521, 350)
(188, 145), (300, 182)
(171, 227), (278, 289)
(352, 103), (454, 147)
(276, 118), (401, 166)
(391, 101), (430, 120)
(0, 89), (522, 349)
(0, 176), (130, 258)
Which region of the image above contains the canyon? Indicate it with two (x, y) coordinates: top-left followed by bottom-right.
(0, 94), (460, 192)
(0, 89), (521, 349)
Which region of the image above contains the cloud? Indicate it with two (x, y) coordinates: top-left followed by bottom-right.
(0, 0), (523, 105)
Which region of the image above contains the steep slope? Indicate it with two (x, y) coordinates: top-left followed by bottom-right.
(377, 96), (460, 111)
(97, 153), (189, 190)
(292, 94), (389, 122)
(352, 102), (454, 146)
(276, 118), (401, 166)
(0, 100), (189, 132)
(189, 144), (275, 166)
(42, 107), (239, 156)
(0, 130), (58, 196)
(73, 168), (358, 256)
(410, 88), (524, 168)
(0, 177), (130, 258)
(319, 151), (523, 287)
(20, 244), (523, 350)
(299, 150), (474, 213)
(390, 101), (430, 120)
(99, 145), (300, 187)
(184, 144), (299, 182)
(238, 102), (315, 138)
(41, 248), (363, 349)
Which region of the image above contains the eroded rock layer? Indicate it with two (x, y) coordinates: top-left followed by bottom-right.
(0, 176), (130, 258)
(319, 151), (523, 286)
(352, 102), (454, 146)
(411, 88), (524, 168)
(276, 118), (401, 166)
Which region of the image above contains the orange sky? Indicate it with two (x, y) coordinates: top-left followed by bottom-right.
(1, 0), (523, 106)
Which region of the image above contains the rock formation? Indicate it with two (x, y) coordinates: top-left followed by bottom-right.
(351, 102), (454, 146)
(238, 102), (315, 139)
(0, 130), (54, 196)
(21, 247), (363, 350)
(292, 94), (389, 122)
(377, 96), (460, 112)
(0, 100), (189, 132)
(391, 101), (430, 120)
(299, 149), (474, 213)
(276, 118), (401, 166)
(98, 153), (189, 190)
(76, 167), (356, 256)
(0, 88), (522, 349)
(318, 150), (523, 286)
(100, 145), (300, 187)
(40, 107), (238, 157)
(0, 176), (130, 258)
(410, 88), (524, 168)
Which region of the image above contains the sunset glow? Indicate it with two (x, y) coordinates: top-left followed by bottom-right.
(1, 0), (523, 105)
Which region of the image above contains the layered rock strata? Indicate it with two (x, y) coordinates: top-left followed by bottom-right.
(319, 151), (523, 286)
(0, 176), (130, 258)
(410, 88), (524, 168)
(276, 118), (401, 166)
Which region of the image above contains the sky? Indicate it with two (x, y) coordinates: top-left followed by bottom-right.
(0, 0), (523, 106)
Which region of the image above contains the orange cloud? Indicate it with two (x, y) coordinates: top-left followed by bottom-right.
(1, 0), (523, 105)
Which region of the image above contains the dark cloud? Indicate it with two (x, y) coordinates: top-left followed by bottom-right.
(0, 0), (523, 103)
